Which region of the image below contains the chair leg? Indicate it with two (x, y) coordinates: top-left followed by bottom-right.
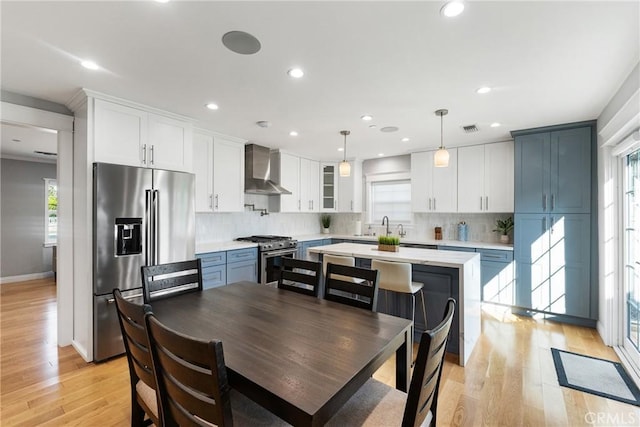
(131, 399), (146, 427)
(419, 288), (428, 329)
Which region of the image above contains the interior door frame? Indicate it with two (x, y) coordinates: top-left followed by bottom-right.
(1, 101), (74, 346)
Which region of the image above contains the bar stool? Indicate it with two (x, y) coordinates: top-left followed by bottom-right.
(371, 259), (428, 337)
(322, 254), (356, 282)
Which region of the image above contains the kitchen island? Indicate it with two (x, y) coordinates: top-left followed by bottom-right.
(309, 242), (481, 366)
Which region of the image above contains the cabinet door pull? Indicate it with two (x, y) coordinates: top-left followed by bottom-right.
(433, 198), (436, 211)
(551, 194), (555, 211)
(550, 216), (554, 234)
(543, 194), (547, 211)
(298, 200), (301, 211)
(209, 194), (213, 209)
(214, 194), (219, 209)
(150, 145), (155, 165)
(350, 200), (353, 211)
(485, 196), (489, 211)
(480, 197), (483, 211)
(428, 198), (432, 211)
(542, 216), (547, 232)
(142, 144), (147, 164)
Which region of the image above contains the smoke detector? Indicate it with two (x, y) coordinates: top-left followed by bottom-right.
(256, 121), (271, 128)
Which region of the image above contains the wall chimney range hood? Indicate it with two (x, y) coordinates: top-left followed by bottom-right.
(244, 144), (292, 195)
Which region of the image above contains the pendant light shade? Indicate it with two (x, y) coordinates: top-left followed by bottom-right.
(339, 130), (351, 177)
(434, 109), (449, 168)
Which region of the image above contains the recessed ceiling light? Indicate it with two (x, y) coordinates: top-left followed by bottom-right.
(81, 60), (99, 70)
(289, 131), (298, 136)
(205, 103), (219, 110)
(222, 31), (261, 55)
(476, 86), (491, 94)
(256, 121), (271, 128)
(378, 153), (384, 157)
(441, 1), (465, 18)
(401, 137), (410, 142)
(338, 147), (344, 152)
(490, 122), (501, 128)
(155, 0), (170, 3)
(287, 68), (304, 78)
(361, 115), (373, 121)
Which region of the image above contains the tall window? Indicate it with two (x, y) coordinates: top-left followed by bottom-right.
(368, 178), (411, 224)
(44, 178), (57, 244)
(624, 149), (639, 353)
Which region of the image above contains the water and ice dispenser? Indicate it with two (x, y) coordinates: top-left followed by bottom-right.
(115, 218), (142, 256)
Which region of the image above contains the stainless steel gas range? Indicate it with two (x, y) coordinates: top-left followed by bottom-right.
(235, 235), (298, 285)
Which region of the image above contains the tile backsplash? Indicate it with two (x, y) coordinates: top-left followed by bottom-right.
(196, 211), (513, 244)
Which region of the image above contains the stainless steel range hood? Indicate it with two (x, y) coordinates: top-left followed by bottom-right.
(244, 144), (291, 195)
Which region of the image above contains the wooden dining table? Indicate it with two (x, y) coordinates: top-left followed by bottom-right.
(151, 281), (412, 427)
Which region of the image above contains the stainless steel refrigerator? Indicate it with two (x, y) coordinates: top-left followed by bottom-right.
(93, 162), (195, 361)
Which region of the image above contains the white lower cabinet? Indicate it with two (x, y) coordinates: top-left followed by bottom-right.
(193, 131), (245, 212)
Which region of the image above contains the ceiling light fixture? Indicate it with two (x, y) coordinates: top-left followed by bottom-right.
(441, 1), (465, 18)
(81, 60), (99, 70)
(476, 86), (492, 94)
(205, 103), (219, 110)
(490, 122), (501, 128)
(401, 137), (410, 142)
(434, 109), (450, 168)
(378, 153), (384, 157)
(288, 68), (304, 78)
(339, 130), (351, 177)
(361, 115), (373, 121)
(289, 131), (298, 136)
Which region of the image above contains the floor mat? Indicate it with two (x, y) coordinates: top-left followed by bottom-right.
(551, 348), (640, 407)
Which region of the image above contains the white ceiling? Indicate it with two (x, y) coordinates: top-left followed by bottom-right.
(1, 1), (638, 162)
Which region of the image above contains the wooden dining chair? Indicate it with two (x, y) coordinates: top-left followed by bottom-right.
(144, 313), (290, 427)
(113, 288), (162, 427)
(323, 262), (380, 311)
(141, 259), (203, 303)
(278, 258), (321, 297)
(326, 298), (456, 427)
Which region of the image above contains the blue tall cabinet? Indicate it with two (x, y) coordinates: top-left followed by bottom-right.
(512, 121), (597, 326)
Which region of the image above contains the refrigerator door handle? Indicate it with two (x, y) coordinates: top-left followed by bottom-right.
(152, 189), (159, 265)
(145, 189), (153, 266)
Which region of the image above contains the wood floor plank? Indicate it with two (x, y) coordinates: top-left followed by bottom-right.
(3, 279), (640, 426)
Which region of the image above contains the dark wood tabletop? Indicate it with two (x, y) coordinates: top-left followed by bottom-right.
(151, 281), (412, 427)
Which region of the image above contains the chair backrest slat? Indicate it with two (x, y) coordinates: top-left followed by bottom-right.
(141, 259), (203, 303)
(112, 288), (160, 425)
(145, 313), (233, 427)
(324, 263), (379, 311)
(402, 298), (456, 427)
(278, 258), (321, 297)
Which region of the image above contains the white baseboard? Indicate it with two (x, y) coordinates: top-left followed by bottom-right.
(0, 271), (54, 284)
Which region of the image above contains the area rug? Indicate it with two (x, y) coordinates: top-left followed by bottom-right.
(551, 348), (640, 406)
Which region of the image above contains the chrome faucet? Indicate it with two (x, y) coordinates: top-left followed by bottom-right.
(381, 216), (391, 236)
(397, 224), (406, 237)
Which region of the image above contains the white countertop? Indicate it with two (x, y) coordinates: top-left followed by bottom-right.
(295, 233), (512, 251)
(196, 241), (258, 253)
(308, 242), (479, 269)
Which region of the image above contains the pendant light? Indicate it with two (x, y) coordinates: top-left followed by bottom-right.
(339, 130), (351, 177)
(434, 109), (450, 168)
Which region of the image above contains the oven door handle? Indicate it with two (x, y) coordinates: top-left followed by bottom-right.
(262, 248), (298, 257)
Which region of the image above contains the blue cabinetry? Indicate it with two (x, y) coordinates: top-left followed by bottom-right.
(197, 251), (226, 289)
(298, 239), (331, 261)
(196, 247), (258, 288)
(512, 121), (596, 324)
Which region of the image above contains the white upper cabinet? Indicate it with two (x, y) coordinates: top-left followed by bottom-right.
(321, 163), (338, 212)
(279, 152), (301, 212)
(338, 160), (363, 213)
(193, 131), (245, 213)
(93, 98), (193, 172)
(300, 158), (320, 212)
(411, 149), (457, 212)
(458, 141), (514, 213)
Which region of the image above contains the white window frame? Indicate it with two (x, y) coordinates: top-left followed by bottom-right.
(44, 178), (57, 245)
(365, 172), (412, 225)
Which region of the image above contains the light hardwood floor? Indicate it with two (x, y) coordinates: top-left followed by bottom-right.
(2, 278), (639, 426)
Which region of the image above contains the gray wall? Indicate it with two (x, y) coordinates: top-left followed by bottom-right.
(1, 158), (57, 277)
